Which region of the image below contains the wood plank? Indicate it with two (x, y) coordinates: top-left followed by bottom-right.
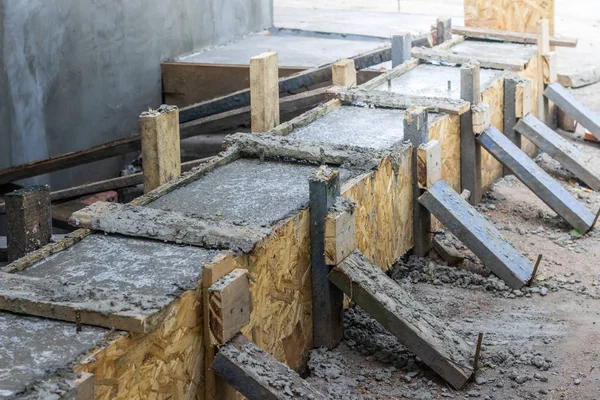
(515, 114), (600, 191)
(405, 107), (432, 256)
(212, 334), (327, 400)
(0, 88), (332, 186)
(411, 47), (528, 71)
(208, 269), (251, 346)
(391, 34), (412, 68)
(544, 82), (600, 140)
(437, 17), (453, 44)
(162, 63), (305, 107)
(250, 52), (280, 132)
(6, 186), (52, 262)
(417, 140), (442, 189)
(0, 272), (172, 333)
(419, 180), (534, 288)
(329, 250), (474, 389)
(451, 26), (576, 47)
(139, 105), (181, 192)
(69, 202), (266, 253)
(178, 46), (390, 123)
(477, 126), (596, 233)
(472, 103), (491, 134)
(460, 61), (483, 205)
(309, 166), (344, 348)
(331, 59), (357, 87)
(324, 198), (356, 265)
(337, 87), (470, 115)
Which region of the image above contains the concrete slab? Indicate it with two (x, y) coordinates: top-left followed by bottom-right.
(374, 64), (501, 99)
(0, 312), (106, 399)
(176, 31), (388, 68)
(449, 40), (537, 64)
(148, 159), (352, 228)
(288, 105), (444, 150)
(274, 8), (464, 38)
(20, 234), (218, 297)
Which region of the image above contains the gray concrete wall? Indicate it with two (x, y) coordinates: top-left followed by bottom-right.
(0, 0), (272, 189)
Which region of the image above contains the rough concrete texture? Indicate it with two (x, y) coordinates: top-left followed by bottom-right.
(450, 40), (537, 64)
(274, 8), (464, 38)
(148, 158), (352, 228)
(376, 64), (500, 99)
(0, 0), (272, 189)
(177, 31), (387, 67)
(20, 234), (217, 297)
(0, 311), (106, 399)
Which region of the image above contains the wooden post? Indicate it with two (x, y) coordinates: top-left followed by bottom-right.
(139, 105), (181, 193)
(6, 186), (51, 262)
(309, 166), (344, 349)
(405, 106), (432, 257)
(504, 75), (532, 175)
(537, 20), (551, 124)
(391, 33), (412, 68)
(542, 51), (558, 128)
(332, 59), (357, 87)
(460, 60), (482, 205)
(250, 52), (280, 132)
(437, 17), (452, 45)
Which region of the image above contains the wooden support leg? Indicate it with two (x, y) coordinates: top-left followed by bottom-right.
(460, 61), (482, 205)
(250, 52), (280, 133)
(391, 33), (412, 68)
(139, 105), (181, 193)
(405, 106), (432, 257)
(332, 59), (357, 87)
(6, 185), (51, 262)
(309, 166), (344, 349)
(504, 75), (533, 175)
(437, 17), (452, 45)
(537, 19), (551, 124)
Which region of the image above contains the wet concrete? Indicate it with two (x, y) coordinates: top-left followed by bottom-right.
(20, 234), (218, 297)
(149, 159), (351, 228)
(0, 311), (106, 399)
(288, 105), (443, 149)
(176, 31), (388, 67)
(375, 64), (501, 99)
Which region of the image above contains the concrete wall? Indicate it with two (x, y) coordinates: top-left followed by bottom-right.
(0, 0), (272, 189)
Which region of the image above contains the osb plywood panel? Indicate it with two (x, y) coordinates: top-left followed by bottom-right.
(76, 290), (204, 399)
(236, 209), (313, 372)
(465, 0), (555, 35)
(343, 151), (413, 271)
(429, 114), (461, 231)
(481, 78), (505, 191)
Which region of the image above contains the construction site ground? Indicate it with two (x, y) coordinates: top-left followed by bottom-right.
(273, 0), (600, 398)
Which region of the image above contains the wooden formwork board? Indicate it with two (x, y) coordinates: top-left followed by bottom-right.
(464, 0), (555, 35)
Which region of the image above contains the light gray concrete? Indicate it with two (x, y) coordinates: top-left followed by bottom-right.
(177, 32), (387, 67)
(0, 0), (272, 189)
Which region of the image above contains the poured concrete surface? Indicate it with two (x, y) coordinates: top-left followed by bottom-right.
(375, 64), (501, 99)
(450, 40), (537, 64)
(0, 312), (106, 399)
(149, 159), (351, 228)
(177, 32), (387, 67)
(275, 8), (464, 38)
(20, 235), (217, 297)
(289, 106), (443, 149)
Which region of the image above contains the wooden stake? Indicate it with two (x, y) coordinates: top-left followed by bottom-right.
(405, 107), (432, 256)
(437, 17), (452, 45)
(309, 166), (344, 348)
(527, 254), (543, 286)
(332, 59), (357, 87)
(6, 186), (51, 262)
(391, 33), (412, 68)
(250, 52), (280, 132)
(139, 105), (181, 193)
(460, 61), (483, 205)
(473, 332), (484, 372)
(537, 20), (551, 124)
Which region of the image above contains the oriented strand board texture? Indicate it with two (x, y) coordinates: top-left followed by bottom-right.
(76, 290), (205, 399)
(464, 0), (555, 35)
(481, 78), (505, 191)
(428, 114), (461, 231)
(234, 209), (313, 372)
(343, 152), (413, 271)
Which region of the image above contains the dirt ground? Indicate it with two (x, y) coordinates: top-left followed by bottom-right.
(278, 0), (600, 398)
